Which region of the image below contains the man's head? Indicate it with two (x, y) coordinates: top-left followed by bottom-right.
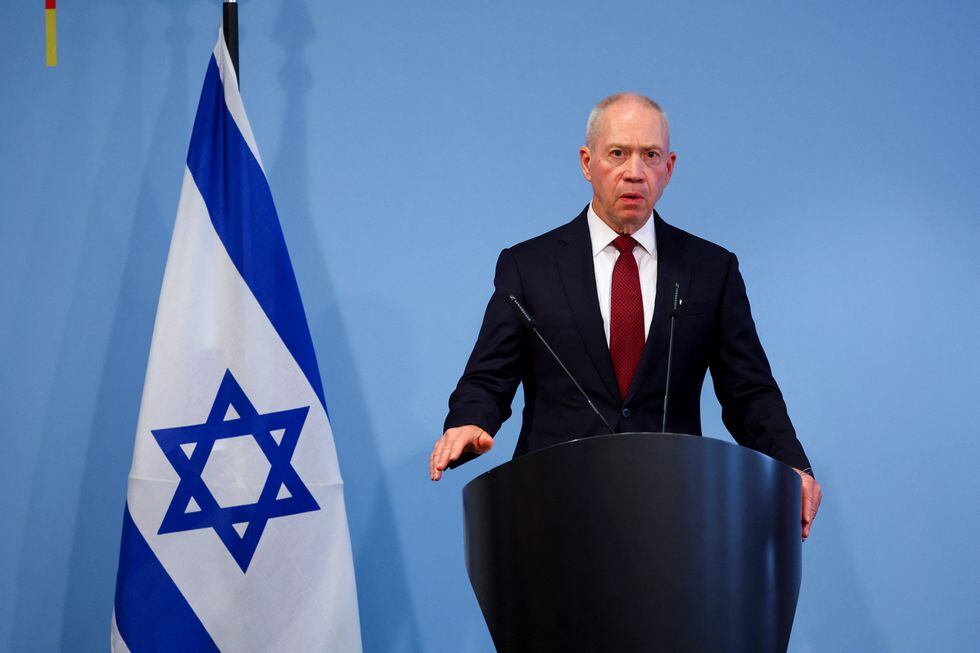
(580, 93), (676, 235)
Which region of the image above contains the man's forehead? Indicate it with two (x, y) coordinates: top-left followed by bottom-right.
(598, 107), (668, 142)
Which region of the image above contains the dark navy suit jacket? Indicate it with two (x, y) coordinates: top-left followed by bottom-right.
(444, 207), (811, 471)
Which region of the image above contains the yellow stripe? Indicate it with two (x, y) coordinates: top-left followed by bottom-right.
(45, 9), (57, 67)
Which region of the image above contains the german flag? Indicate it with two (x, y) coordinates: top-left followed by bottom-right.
(45, 0), (57, 67)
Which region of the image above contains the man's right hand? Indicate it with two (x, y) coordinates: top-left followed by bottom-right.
(429, 425), (494, 481)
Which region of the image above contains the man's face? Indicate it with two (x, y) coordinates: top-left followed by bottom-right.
(579, 101), (676, 234)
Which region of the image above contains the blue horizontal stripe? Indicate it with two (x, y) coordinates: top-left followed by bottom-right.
(186, 56), (327, 411)
(114, 503), (219, 652)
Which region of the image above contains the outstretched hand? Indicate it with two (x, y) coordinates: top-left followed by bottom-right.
(429, 425), (493, 481)
(794, 468), (823, 541)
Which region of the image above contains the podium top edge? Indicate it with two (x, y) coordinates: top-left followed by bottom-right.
(463, 432), (797, 491)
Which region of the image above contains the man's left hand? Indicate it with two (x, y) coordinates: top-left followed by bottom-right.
(794, 468), (822, 541)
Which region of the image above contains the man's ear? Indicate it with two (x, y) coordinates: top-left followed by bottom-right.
(579, 146), (593, 182)
(664, 151), (677, 185)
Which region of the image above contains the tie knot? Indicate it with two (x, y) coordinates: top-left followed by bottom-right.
(612, 235), (638, 255)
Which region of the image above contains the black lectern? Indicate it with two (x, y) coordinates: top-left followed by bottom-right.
(463, 433), (802, 652)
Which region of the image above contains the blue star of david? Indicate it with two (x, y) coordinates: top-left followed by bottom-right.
(151, 369), (320, 572)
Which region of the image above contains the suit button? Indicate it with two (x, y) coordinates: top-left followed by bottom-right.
(621, 408), (631, 418)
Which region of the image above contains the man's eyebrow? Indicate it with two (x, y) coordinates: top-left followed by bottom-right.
(606, 143), (665, 150)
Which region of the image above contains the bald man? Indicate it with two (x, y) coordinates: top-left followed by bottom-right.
(429, 93), (821, 540)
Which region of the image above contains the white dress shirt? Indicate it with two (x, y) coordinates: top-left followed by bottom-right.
(587, 203), (658, 345)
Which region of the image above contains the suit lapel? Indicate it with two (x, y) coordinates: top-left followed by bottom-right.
(624, 212), (690, 405)
(555, 210), (621, 405)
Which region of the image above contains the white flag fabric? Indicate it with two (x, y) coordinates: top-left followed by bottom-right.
(111, 29), (362, 652)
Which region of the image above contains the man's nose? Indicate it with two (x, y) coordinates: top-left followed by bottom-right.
(624, 154), (645, 181)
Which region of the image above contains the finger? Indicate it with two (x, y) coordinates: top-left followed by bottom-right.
(430, 446), (445, 480)
(449, 433), (472, 463)
(430, 435), (452, 479)
(437, 432), (468, 472)
(473, 432), (494, 453)
(803, 484), (818, 516)
(802, 498), (817, 540)
(430, 436), (449, 471)
(464, 432), (489, 454)
(434, 435), (455, 472)
(434, 431), (473, 480)
(429, 447), (441, 481)
(800, 481), (812, 540)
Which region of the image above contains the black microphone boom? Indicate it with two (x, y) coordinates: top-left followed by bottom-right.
(507, 295), (615, 435)
(661, 282), (681, 433)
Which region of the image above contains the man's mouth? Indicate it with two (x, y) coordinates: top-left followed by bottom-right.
(620, 193), (644, 203)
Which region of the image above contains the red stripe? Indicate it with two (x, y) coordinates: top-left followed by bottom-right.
(45, 0), (56, 9)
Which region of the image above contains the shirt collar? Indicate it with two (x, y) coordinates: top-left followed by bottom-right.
(587, 202), (657, 258)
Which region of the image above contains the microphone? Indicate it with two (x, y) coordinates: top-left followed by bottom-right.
(661, 282), (681, 433)
(508, 295), (615, 435)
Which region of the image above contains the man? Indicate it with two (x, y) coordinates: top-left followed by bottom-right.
(429, 93), (821, 540)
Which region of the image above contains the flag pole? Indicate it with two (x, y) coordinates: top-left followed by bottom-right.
(223, 0), (239, 86)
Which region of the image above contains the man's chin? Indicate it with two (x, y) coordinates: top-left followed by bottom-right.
(610, 209), (652, 233)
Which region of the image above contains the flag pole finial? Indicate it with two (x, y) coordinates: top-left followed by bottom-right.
(222, 1), (239, 87)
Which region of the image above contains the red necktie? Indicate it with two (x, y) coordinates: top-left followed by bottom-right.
(610, 235), (644, 399)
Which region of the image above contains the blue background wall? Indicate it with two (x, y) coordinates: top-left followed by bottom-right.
(2, 1), (978, 651)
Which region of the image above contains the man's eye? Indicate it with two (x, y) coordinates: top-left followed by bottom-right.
(646, 151), (662, 162)
(610, 149), (624, 158)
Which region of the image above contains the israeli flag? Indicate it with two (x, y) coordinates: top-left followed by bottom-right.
(111, 30), (362, 652)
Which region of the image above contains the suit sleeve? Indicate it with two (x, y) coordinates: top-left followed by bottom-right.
(709, 253), (812, 472)
(444, 247), (528, 438)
